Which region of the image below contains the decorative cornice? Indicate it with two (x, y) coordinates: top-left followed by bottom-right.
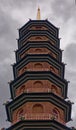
(18, 30), (60, 49)
(16, 41), (62, 62)
(13, 54), (64, 79)
(6, 93), (71, 122)
(19, 20), (59, 38)
(6, 120), (72, 130)
(10, 71), (68, 99)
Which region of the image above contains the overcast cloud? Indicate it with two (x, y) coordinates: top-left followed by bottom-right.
(0, 0), (76, 128)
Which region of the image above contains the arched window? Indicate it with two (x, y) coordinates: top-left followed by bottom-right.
(35, 26), (42, 30)
(49, 52), (53, 57)
(22, 66), (27, 73)
(17, 109), (24, 120)
(35, 36), (42, 40)
(34, 63), (43, 69)
(35, 48), (42, 53)
(20, 85), (25, 94)
(50, 66), (55, 73)
(52, 108), (59, 120)
(34, 81), (43, 88)
(51, 84), (57, 94)
(32, 104), (43, 113)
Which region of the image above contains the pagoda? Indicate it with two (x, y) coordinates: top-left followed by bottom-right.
(3, 8), (74, 130)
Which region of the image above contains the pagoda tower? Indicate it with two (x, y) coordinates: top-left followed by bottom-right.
(3, 8), (73, 130)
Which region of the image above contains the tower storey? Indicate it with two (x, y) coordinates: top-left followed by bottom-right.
(3, 12), (73, 130)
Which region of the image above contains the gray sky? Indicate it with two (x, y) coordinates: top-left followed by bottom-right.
(0, 0), (76, 128)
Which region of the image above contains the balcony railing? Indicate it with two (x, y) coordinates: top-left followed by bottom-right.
(17, 113), (65, 124)
(25, 113), (51, 120)
(12, 113), (65, 125)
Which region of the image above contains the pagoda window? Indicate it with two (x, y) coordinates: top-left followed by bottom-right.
(50, 66), (55, 73)
(17, 109), (24, 121)
(21, 66), (27, 73)
(51, 84), (57, 94)
(34, 81), (43, 88)
(34, 63), (43, 69)
(49, 52), (53, 57)
(19, 85), (25, 94)
(32, 104), (43, 113)
(35, 36), (42, 40)
(35, 26), (42, 30)
(52, 108), (59, 120)
(35, 48), (42, 53)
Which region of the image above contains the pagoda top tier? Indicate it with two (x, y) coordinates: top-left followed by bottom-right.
(19, 20), (59, 39)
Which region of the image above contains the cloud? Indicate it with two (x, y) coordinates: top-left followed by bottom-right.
(64, 43), (76, 71)
(0, 1), (18, 128)
(63, 43), (76, 127)
(0, 0), (76, 129)
(51, 0), (76, 22)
